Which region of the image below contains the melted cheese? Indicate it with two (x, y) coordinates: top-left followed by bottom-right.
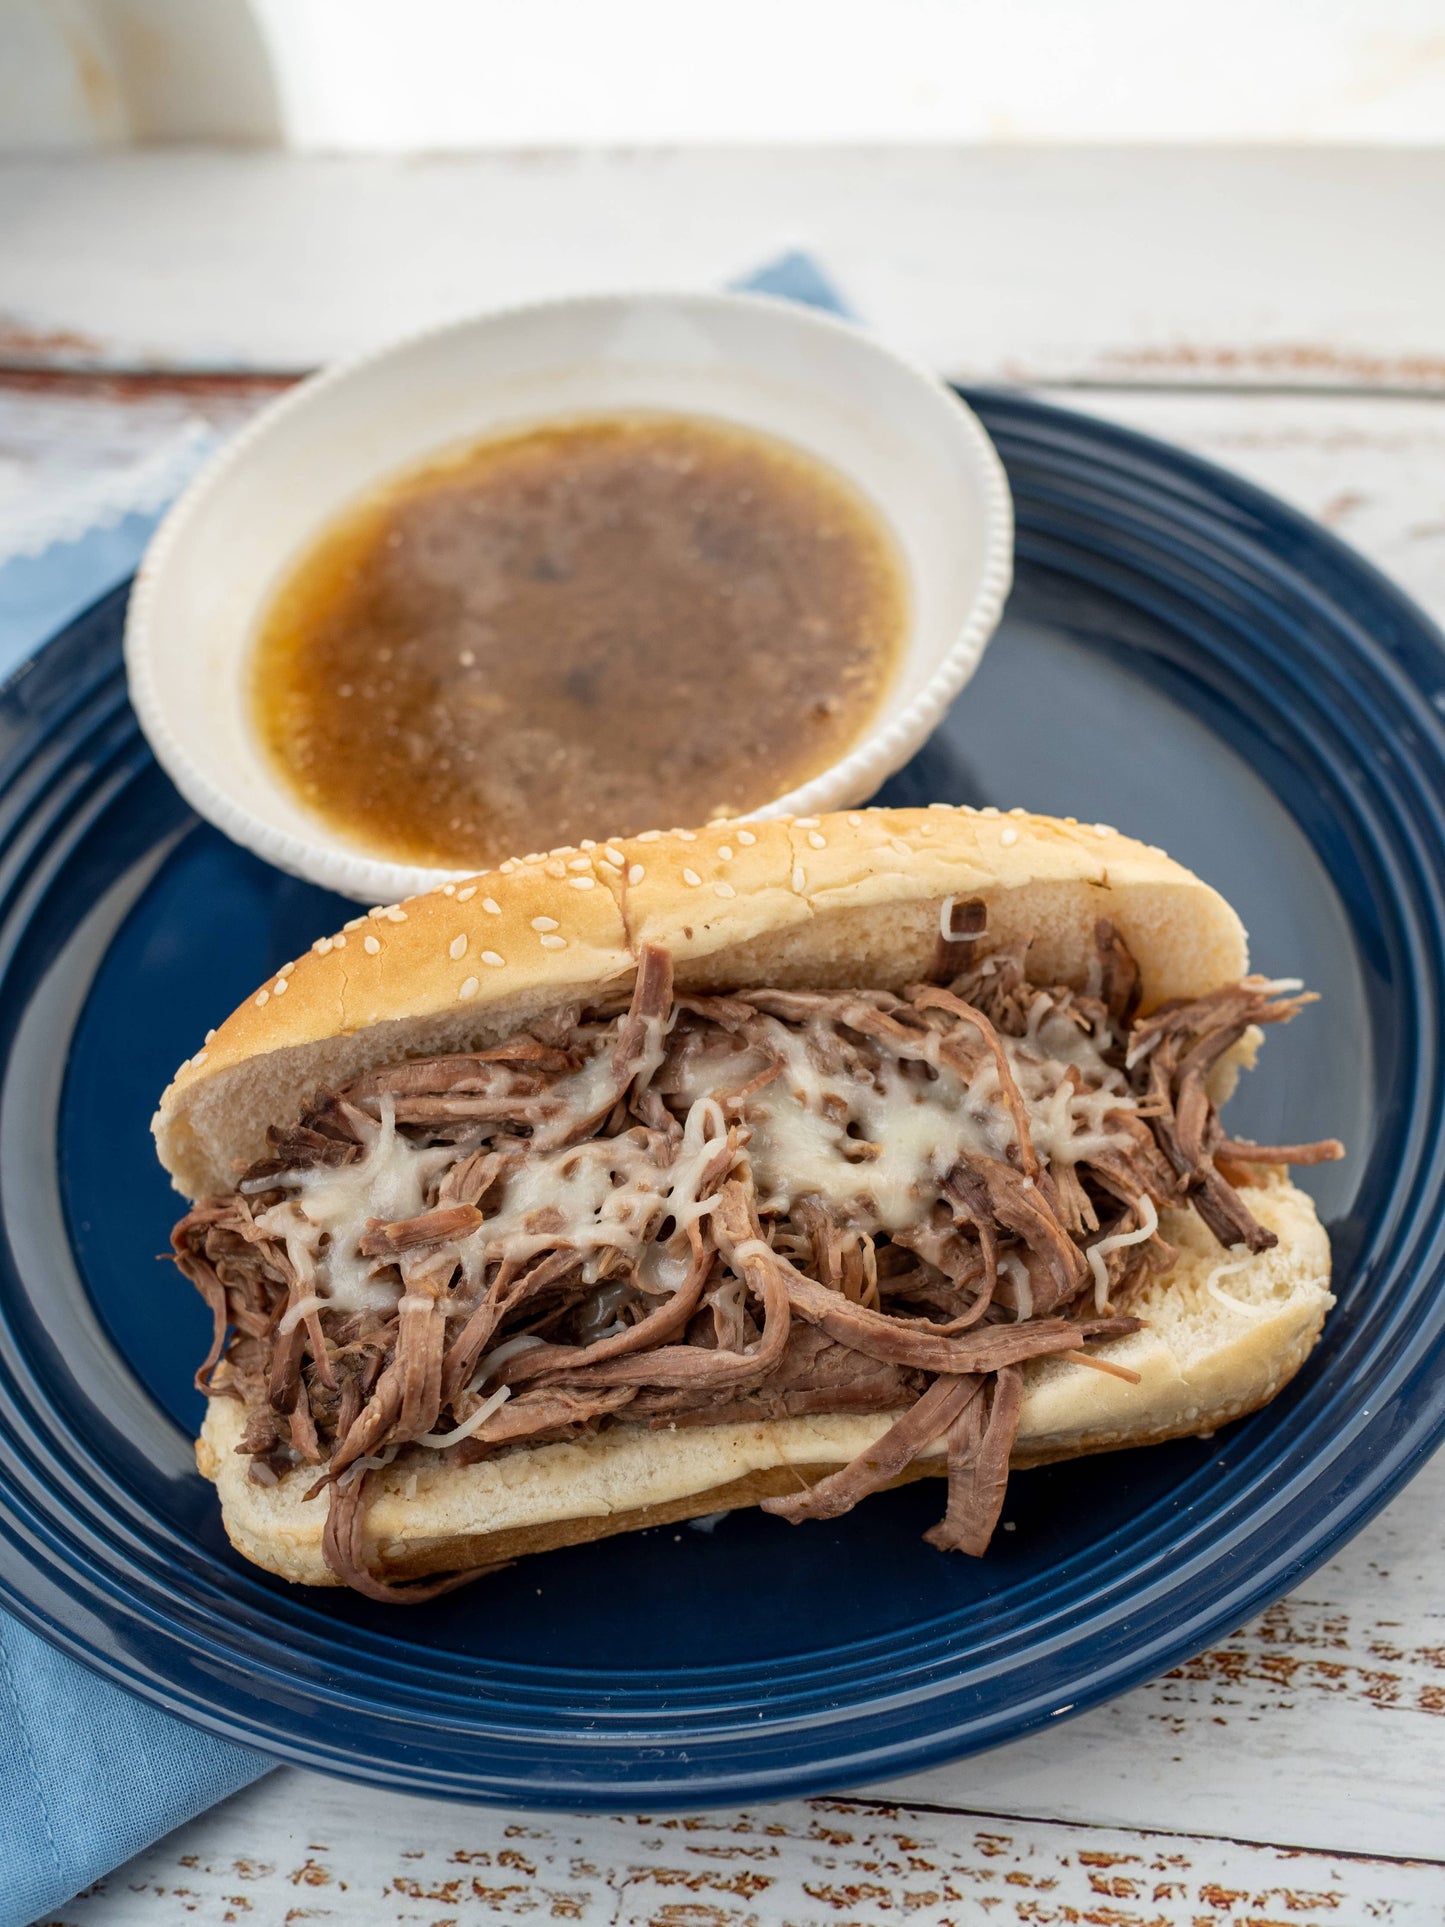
(1086, 1193), (1159, 1309)
(747, 1038), (1006, 1232)
(267, 998), (1139, 1307)
(746, 1012), (1131, 1235)
(288, 1098), (453, 1312)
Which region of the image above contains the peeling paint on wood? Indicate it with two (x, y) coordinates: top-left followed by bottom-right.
(0, 319), (105, 362)
(1093, 340), (1445, 390)
(36, 1787), (1445, 1925)
(1166, 1594), (1445, 1718)
(0, 369), (295, 404)
(884, 1447), (1445, 1860)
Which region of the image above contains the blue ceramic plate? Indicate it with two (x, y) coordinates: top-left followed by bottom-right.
(0, 392), (1442, 1807)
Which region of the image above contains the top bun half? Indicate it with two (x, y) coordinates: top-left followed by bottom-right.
(154, 807), (1248, 1200)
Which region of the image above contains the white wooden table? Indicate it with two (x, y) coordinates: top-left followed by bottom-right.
(5, 150), (1443, 1927)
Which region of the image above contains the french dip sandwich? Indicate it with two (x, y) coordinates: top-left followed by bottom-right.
(159, 807), (1341, 1600)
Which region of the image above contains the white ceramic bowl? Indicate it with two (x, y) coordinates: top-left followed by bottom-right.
(125, 291), (1013, 905)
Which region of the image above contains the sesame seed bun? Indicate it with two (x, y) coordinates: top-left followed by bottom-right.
(159, 804), (1335, 1590)
(197, 1173), (1331, 1588)
(155, 806), (1248, 1199)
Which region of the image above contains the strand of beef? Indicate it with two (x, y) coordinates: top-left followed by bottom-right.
(172, 913), (1341, 1598)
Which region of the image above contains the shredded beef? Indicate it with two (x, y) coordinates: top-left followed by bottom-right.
(172, 911), (1341, 1598)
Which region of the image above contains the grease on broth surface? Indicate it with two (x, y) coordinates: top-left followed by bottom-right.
(251, 412), (908, 869)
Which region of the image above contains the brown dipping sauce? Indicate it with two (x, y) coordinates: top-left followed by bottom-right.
(251, 412), (908, 868)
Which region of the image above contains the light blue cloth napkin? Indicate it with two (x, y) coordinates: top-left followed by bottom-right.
(0, 254), (852, 1925)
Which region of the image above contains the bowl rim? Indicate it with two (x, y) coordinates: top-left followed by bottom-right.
(124, 287), (1015, 905)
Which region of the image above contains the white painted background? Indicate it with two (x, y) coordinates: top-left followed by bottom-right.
(2, 0), (1445, 152)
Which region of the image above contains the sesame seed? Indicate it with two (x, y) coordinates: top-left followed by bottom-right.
(314, 936), (333, 955)
(442, 882), (456, 896)
(807, 831), (826, 849)
(569, 874), (596, 889)
(736, 828), (756, 846)
(333, 934), (346, 949)
(637, 830), (662, 843)
(364, 935), (381, 955)
(1093, 822), (1116, 836)
(544, 859), (566, 879)
(205, 1029), (216, 1043)
(579, 838), (596, 850)
(918, 823), (933, 835)
(999, 825), (1019, 846)
(531, 916), (559, 932)
(192, 1048), (208, 1065)
(714, 880), (736, 898)
(456, 885), (477, 902)
(603, 846), (624, 867)
(928, 801), (951, 811)
(717, 845), (733, 861)
(499, 859), (517, 874)
(482, 896), (501, 914)
(343, 917), (365, 932)
(567, 855), (591, 872)
(449, 934), (468, 960)
(386, 907), (407, 922)
(368, 906), (385, 918)
(458, 976), (479, 1000)
(794, 816), (820, 829)
(540, 933), (567, 950)
(792, 863), (806, 891)
(481, 950), (505, 967)
(524, 852), (546, 864)
(981, 806), (1000, 818)
(549, 846), (572, 858)
(273, 977), (289, 994)
(847, 812), (863, 827)
(255, 989), (270, 1007)
(1009, 806), (1026, 817)
(675, 828), (697, 842)
(682, 868), (701, 887)
(628, 864), (645, 885)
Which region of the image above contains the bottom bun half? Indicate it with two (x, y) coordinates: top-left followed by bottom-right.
(197, 1174), (1331, 1587)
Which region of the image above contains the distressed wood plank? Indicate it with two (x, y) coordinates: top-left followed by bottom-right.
(878, 1444), (1445, 1858)
(3, 150), (1445, 388)
(37, 1782), (1445, 1926)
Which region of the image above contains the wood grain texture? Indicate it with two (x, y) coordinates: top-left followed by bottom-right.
(36, 1784), (1444, 1926)
(3, 150), (1445, 388)
(878, 1445), (1445, 1859)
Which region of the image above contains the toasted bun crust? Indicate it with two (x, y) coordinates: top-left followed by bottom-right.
(197, 1174), (1332, 1586)
(156, 806), (1247, 1198)
(163, 803), (1326, 1589)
